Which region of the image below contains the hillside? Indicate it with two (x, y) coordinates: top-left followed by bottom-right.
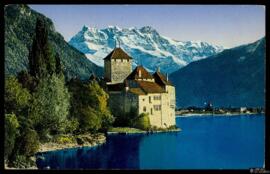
(170, 37), (265, 108)
(4, 4), (103, 80)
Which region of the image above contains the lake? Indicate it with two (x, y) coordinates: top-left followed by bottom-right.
(36, 114), (265, 169)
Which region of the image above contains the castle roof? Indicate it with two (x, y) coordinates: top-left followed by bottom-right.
(129, 88), (146, 95)
(153, 71), (173, 86)
(126, 66), (154, 80)
(136, 81), (165, 94)
(103, 48), (133, 60)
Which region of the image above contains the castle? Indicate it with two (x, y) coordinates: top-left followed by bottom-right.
(103, 47), (176, 128)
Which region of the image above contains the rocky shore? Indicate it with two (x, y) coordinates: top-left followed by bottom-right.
(5, 133), (106, 170)
(38, 133), (106, 153)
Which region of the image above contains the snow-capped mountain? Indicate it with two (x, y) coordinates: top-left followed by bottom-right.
(69, 25), (223, 74)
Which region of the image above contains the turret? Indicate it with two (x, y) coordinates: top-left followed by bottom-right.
(103, 48), (132, 84)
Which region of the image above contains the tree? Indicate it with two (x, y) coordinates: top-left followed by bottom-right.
(133, 113), (151, 130)
(113, 106), (137, 127)
(64, 118), (79, 134)
(99, 110), (115, 132)
(28, 17), (55, 78)
(79, 106), (102, 133)
(5, 113), (19, 160)
(17, 127), (40, 157)
(17, 70), (37, 93)
(68, 79), (114, 133)
(29, 74), (70, 138)
(55, 52), (63, 75)
(5, 76), (31, 116)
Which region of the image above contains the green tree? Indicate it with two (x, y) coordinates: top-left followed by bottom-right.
(100, 110), (115, 132)
(55, 52), (63, 75)
(133, 113), (151, 130)
(17, 70), (38, 93)
(113, 106), (137, 127)
(7, 115), (40, 168)
(68, 79), (114, 133)
(4, 113), (19, 160)
(29, 74), (70, 139)
(5, 76), (31, 116)
(79, 106), (102, 133)
(87, 81), (114, 130)
(63, 118), (79, 134)
(17, 127), (40, 157)
(29, 17), (55, 78)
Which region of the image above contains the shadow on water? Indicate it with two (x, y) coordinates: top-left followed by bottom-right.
(37, 134), (145, 169)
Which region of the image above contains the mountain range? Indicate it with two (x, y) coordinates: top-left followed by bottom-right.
(5, 5), (265, 108)
(5, 4), (103, 80)
(170, 37), (265, 108)
(69, 25), (223, 74)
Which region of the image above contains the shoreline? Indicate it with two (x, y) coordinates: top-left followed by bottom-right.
(5, 133), (106, 170)
(107, 128), (181, 135)
(37, 133), (106, 153)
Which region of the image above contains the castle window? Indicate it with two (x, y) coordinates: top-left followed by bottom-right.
(149, 96), (151, 103)
(154, 96), (161, 100)
(151, 108), (153, 115)
(143, 106), (147, 112)
(154, 105), (161, 111)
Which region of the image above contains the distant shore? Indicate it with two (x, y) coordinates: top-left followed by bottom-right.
(175, 112), (264, 117)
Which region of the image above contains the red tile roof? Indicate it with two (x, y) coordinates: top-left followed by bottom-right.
(103, 48), (133, 60)
(126, 66), (154, 80)
(153, 71), (173, 86)
(129, 88), (146, 95)
(137, 81), (165, 93)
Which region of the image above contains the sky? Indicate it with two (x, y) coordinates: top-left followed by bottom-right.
(29, 5), (265, 48)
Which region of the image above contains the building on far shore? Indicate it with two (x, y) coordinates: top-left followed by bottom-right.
(103, 47), (176, 128)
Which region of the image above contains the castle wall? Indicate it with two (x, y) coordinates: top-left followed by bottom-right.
(138, 94), (162, 127)
(124, 92), (139, 115)
(137, 91), (175, 128)
(108, 91), (139, 118)
(165, 85), (176, 126)
(111, 59), (132, 84)
(108, 92), (124, 117)
(160, 90), (175, 128)
(104, 60), (111, 81)
(108, 86), (176, 128)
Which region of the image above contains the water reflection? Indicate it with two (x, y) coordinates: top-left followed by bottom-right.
(36, 115), (265, 169)
(37, 134), (144, 169)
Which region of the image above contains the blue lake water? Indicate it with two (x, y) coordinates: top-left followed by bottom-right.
(36, 114), (265, 169)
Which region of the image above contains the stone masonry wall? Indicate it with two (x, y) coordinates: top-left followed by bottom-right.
(111, 59), (132, 84)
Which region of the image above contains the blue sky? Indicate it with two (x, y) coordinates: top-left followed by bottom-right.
(29, 5), (265, 48)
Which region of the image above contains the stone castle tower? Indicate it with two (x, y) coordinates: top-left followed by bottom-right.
(103, 48), (133, 84)
(104, 48), (176, 128)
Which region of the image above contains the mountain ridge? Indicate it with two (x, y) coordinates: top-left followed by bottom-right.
(69, 25), (223, 74)
(5, 4), (103, 80)
(170, 37), (265, 108)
